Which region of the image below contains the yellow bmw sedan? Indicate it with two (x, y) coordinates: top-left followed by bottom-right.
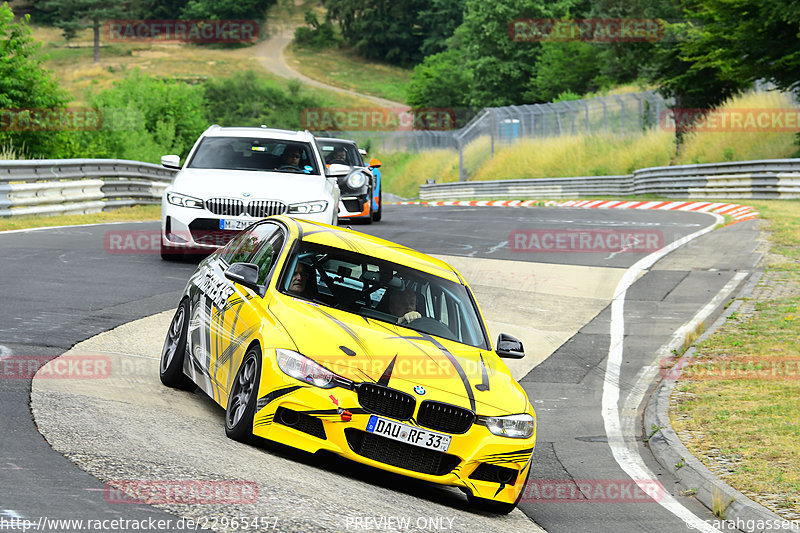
(160, 215), (536, 513)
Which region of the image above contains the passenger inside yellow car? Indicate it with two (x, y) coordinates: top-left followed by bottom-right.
(287, 261), (319, 300)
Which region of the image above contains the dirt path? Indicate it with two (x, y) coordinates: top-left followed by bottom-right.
(247, 20), (408, 110)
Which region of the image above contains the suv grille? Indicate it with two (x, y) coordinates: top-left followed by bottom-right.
(247, 200), (287, 218)
(345, 429), (460, 476)
(205, 198), (287, 218)
(356, 383), (415, 421)
(206, 198), (244, 216)
(417, 401), (475, 434)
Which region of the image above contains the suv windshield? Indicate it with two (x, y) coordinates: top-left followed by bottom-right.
(188, 137), (320, 174)
(318, 141), (364, 167)
(279, 242), (489, 349)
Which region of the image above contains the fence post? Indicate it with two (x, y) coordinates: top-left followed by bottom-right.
(613, 95), (626, 135)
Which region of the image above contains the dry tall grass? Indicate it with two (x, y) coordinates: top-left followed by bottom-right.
(675, 91), (799, 164)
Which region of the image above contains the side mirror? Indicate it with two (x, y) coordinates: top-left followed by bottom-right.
(326, 163), (351, 177)
(161, 154), (180, 169)
(496, 333), (525, 359)
(225, 263), (263, 296)
(358, 148), (367, 156)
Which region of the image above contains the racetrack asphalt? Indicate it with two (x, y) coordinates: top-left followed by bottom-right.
(1, 205), (760, 532)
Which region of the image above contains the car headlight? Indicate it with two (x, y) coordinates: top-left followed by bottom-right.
(288, 201), (328, 214)
(166, 192), (204, 209)
(345, 171), (367, 189)
(276, 349), (349, 389)
(485, 413), (536, 439)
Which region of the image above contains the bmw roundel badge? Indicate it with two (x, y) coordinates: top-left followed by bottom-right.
(413, 385), (426, 396)
(242, 192), (251, 197)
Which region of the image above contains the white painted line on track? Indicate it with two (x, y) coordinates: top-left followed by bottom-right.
(602, 211), (726, 533)
(0, 220), (153, 236)
(0, 345), (11, 360)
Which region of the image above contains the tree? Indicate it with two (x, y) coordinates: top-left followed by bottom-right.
(326, 0), (428, 66)
(179, 0), (276, 20)
(456, 0), (574, 107)
(417, 0), (464, 57)
(0, 3), (69, 157)
(526, 41), (602, 102)
(406, 49), (473, 108)
(644, 0), (782, 143)
(38, 0), (126, 63)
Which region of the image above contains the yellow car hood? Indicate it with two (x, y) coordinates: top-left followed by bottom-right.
(274, 296), (528, 415)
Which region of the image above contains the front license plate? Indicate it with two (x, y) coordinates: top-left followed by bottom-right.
(219, 219), (251, 231)
(366, 415), (451, 452)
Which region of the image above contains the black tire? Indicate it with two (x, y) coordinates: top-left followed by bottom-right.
(225, 345), (262, 443)
(466, 466), (530, 515)
(372, 190), (382, 222)
(159, 299), (196, 390)
(361, 196), (373, 225)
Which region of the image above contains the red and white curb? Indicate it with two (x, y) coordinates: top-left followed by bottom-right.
(391, 199), (758, 223)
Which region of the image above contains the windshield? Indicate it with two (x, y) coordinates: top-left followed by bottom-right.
(188, 137), (320, 174)
(318, 141), (364, 167)
(279, 242), (489, 349)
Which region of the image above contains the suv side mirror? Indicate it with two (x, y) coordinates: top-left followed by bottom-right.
(225, 263), (263, 296)
(161, 155), (180, 169)
(326, 163), (351, 176)
(496, 333), (525, 359)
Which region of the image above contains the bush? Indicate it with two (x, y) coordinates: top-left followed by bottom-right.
(203, 70), (321, 130)
(294, 11), (340, 50)
(67, 70), (207, 162)
(0, 4), (70, 158)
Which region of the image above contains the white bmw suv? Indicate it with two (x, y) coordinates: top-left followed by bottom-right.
(160, 126), (340, 260)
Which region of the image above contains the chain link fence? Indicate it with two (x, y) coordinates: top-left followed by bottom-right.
(324, 91), (671, 181)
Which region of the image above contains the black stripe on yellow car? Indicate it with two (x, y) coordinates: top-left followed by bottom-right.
(475, 355), (490, 392)
(315, 307), (374, 359)
(256, 385), (305, 412)
(377, 355), (397, 386)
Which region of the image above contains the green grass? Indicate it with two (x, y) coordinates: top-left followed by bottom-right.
(671, 200), (800, 516)
(0, 205), (160, 231)
(31, 25), (372, 110)
(286, 44), (412, 104)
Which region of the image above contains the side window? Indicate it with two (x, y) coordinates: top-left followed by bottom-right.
(253, 233), (285, 285)
(220, 223), (282, 268)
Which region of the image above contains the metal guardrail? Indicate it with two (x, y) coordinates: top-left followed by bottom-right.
(0, 159), (176, 217)
(420, 159), (800, 200)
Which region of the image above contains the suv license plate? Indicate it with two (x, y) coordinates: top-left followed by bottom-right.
(220, 219), (251, 231)
(366, 415), (451, 452)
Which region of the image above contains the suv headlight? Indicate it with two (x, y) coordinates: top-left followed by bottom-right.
(345, 171), (367, 189)
(276, 349), (349, 389)
(166, 192), (204, 209)
(485, 413), (536, 439)
(288, 201), (328, 214)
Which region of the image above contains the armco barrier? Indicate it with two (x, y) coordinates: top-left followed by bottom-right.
(0, 159), (176, 217)
(420, 158), (800, 200)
